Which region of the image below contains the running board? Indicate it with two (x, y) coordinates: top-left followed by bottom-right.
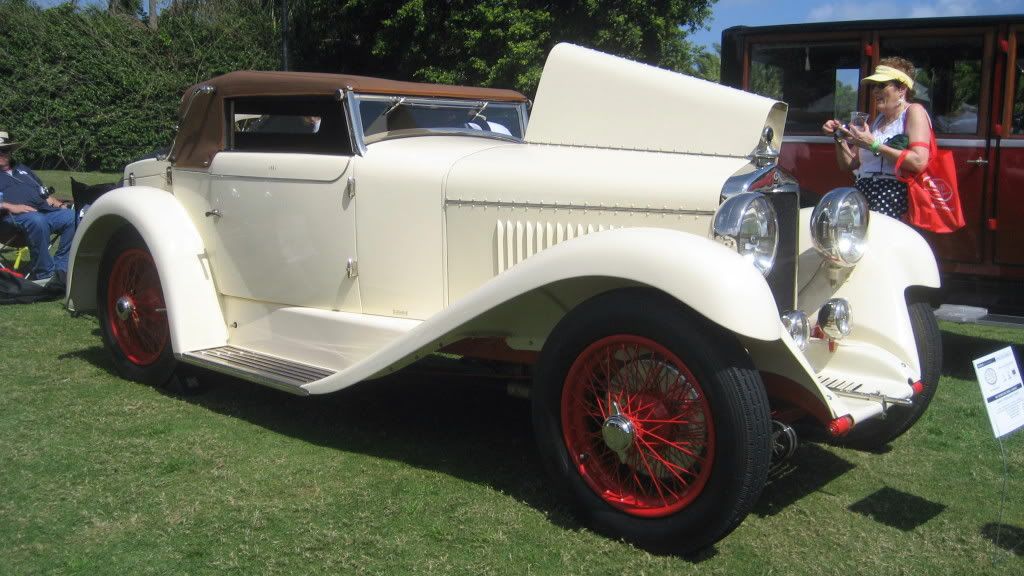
(180, 346), (336, 396)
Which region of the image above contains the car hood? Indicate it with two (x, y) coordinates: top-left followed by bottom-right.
(525, 43), (787, 158)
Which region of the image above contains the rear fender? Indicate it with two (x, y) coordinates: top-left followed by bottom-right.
(68, 187), (227, 354)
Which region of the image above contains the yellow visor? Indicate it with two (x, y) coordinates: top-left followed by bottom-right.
(861, 65), (914, 89)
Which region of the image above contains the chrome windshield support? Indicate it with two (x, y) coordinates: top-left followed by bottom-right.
(343, 89), (368, 156)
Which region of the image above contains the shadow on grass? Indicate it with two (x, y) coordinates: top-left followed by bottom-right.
(754, 443), (856, 517)
(940, 330), (1021, 380)
(166, 362), (582, 531)
(981, 523), (1024, 557)
(58, 344), (112, 369)
(848, 487), (945, 531)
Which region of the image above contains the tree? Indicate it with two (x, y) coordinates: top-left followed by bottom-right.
(0, 0), (279, 171)
(288, 1), (717, 94)
(693, 43), (720, 82)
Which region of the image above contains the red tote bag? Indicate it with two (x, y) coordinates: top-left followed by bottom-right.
(895, 128), (966, 234)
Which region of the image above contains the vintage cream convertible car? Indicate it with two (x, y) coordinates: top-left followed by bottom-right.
(67, 44), (941, 552)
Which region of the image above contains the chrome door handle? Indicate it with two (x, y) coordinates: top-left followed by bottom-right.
(966, 157), (989, 165)
(205, 209), (222, 217)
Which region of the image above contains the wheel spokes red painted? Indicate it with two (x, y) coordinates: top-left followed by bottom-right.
(107, 248), (168, 366)
(561, 335), (716, 517)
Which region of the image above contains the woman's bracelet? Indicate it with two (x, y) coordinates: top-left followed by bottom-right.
(870, 140), (881, 156)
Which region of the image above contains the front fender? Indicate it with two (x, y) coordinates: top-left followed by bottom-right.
(469, 226), (784, 341)
(68, 186), (227, 354)
(798, 208), (939, 378)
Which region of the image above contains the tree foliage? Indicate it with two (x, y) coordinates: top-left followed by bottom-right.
(0, 0), (718, 171)
(0, 0), (278, 171)
(289, 0), (716, 93)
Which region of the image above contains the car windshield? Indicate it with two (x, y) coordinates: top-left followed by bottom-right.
(354, 94), (527, 142)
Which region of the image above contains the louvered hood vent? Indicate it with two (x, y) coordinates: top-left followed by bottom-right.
(496, 220), (618, 272)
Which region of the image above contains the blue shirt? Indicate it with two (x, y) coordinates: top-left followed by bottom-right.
(0, 164), (55, 212)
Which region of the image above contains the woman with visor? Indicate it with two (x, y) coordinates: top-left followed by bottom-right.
(822, 57), (932, 219)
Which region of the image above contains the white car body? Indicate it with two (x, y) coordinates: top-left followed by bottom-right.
(66, 43), (940, 552)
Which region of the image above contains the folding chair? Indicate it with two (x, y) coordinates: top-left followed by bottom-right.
(0, 218), (33, 274)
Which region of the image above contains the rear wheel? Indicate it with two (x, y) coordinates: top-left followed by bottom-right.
(532, 289), (771, 553)
(837, 296), (941, 449)
(98, 229), (177, 387)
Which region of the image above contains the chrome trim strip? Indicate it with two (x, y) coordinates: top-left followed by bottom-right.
(785, 135), (991, 148)
(783, 135), (833, 144)
(180, 345), (336, 396)
(445, 198), (714, 216)
(936, 138), (986, 148)
(998, 139), (1024, 149)
(830, 388), (913, 409)
(345, 90), (368, 156)
(818, 375), (913, 412)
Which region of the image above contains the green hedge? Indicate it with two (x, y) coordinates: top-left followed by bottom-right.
(0, 0), (279, 172)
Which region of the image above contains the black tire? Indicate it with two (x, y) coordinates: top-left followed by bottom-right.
(532, 288), (771, 553)
(836, 295), (941, 449)
(97, 229), (178, 388)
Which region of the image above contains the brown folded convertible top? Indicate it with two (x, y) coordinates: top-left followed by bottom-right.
(172, 71), (528, 168)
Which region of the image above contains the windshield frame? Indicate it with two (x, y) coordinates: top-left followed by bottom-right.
(346, 92), (529, 154)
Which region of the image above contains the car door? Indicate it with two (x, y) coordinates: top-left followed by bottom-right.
(203, 97), (361, 311)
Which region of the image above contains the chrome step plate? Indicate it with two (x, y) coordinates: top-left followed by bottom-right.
(181, 346), (335, 395)
(817, 375), (912, 409)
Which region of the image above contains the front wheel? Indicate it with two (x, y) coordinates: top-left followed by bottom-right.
(532, 289), (771, 553)
(97, 229), (177, 387)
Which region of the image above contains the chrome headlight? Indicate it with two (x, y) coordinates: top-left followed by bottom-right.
(713, 192), (778, 275)
(818, 298), (852, 340)
(810, 188), (869, 267)
(781, 310), (810, 350)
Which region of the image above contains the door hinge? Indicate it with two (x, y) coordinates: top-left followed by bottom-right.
(346, 176), (356, 200)
(346, 258), (359, 278)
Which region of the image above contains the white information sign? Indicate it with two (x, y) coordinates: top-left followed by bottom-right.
(972, 346), (1024, 439)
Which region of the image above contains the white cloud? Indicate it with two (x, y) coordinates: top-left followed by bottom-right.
(808, 2), (907, 22)
(909, 0), (976, 17)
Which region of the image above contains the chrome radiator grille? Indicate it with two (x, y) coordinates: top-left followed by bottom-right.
(765, 189), (799, 312)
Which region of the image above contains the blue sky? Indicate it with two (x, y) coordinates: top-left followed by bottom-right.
(690, 0), (1024, 49)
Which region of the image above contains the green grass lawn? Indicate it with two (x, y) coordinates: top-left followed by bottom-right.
(1, 299), (1022, 575)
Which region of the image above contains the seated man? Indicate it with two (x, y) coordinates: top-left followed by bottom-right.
(0, 131), (76, 283)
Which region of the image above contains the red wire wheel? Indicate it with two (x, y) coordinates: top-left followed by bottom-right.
(105, 248), (169, 366)
(561, 334), (716, 517)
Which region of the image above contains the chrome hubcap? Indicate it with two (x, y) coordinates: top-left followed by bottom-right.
(115, 296), (135, 321)
(602, 402), (635, 463)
